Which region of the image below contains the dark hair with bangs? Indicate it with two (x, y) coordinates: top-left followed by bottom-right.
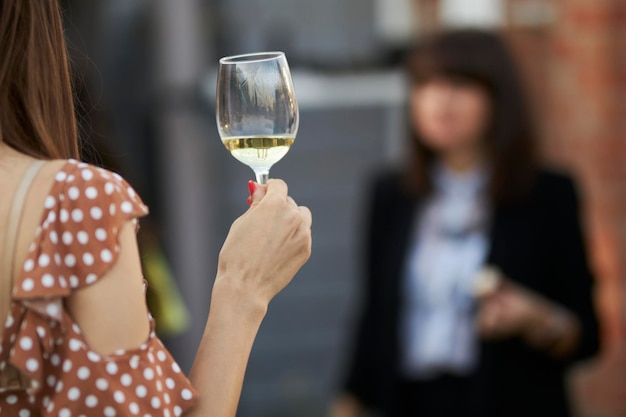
(405, 29), (537, 204)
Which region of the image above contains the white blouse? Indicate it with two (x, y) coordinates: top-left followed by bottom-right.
(401, 164), (490, 378)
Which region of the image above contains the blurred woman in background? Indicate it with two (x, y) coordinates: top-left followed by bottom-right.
(333, 30), (598, 417)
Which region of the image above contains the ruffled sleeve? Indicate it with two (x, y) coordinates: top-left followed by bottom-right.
(7, 160), (147, 387)
(13, 159), (149, 304)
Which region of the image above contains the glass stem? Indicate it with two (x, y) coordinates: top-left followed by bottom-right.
(254, 169), (269, 185)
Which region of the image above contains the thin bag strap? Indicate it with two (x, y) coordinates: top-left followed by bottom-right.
(0, 160), (45, 392)
(2, 160), (47, 285)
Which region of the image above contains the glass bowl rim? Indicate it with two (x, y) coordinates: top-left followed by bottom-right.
(219, 51), (286, 64)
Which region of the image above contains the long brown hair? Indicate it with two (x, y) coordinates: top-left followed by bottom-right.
(405, 30), (537, 204)
(0, 0), (79, 159)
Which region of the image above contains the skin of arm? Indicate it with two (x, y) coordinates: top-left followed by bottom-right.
(66, 221), (151, 355)
(185, 279), (266, 417)
(66, 179), (312, 417)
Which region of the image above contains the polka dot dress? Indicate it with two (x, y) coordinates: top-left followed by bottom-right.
(0, 160), (197, 416)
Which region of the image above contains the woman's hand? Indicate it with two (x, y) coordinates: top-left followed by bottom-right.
(187, 180), (311, 417)
(215, 179), (312, 309)
(477, 278), (580, 356)
(476, 279), (540, 340)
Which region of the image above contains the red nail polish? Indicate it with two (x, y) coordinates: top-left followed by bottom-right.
(248, 180), (256, 196)
(247, 196), (252, 206)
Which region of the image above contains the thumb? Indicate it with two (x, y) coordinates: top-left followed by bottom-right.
(248, 181), (267, 206)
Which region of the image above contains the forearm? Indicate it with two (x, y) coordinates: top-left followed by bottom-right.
(185, 278), (267, 417)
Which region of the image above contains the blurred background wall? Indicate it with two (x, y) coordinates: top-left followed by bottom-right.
(496, 2), (626, 415)
(61, 0), (625, 416)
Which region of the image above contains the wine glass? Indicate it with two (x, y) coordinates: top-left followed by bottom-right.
(216, 52), (299, 184)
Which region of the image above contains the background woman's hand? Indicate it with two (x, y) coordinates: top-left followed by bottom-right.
(476, 278), (581, 356)
(215, 179), (312, 308)
(477, 279), (548, 340)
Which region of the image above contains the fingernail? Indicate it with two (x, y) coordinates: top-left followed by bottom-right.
(247, 196), (252, 206)
(248, 180), (256, 197)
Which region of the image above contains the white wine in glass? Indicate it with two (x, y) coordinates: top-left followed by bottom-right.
(216, 52), (299, 184)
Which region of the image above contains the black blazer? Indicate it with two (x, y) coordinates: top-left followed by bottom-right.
(343, 170), (599, 417)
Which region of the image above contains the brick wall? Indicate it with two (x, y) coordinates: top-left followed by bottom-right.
(506, 0), (626, 416)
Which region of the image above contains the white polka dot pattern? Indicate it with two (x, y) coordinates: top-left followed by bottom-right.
(1, 160), (196, 415)
(12, 160), (149, 302)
